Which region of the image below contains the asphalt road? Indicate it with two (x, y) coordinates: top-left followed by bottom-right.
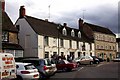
(50, 62), (120, 80)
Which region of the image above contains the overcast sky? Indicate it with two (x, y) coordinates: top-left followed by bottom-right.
(5, 0), (119, 33)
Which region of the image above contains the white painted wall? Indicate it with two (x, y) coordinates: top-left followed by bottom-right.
(38, 35), (44, 58)
(15, 18), (38, 57)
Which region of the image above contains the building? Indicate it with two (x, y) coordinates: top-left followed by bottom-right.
(0, 0), (23, 57)
(79, 19), (116, 60)
(15, 6), (94, 59)
(116, 38), (120, 58)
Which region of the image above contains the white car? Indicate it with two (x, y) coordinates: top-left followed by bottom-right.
(74, 56), (94, 65)
(15, 62), (39, 80)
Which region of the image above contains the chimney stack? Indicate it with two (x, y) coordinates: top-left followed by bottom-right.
(63, 23), (67, 27)
(19, 6), (26, 18)
(78, 18), (84, 30)
(1, 0), (5, 11)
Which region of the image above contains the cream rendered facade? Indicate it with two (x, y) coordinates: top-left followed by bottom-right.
(38, 35), (95, 58)
(94, 32), (116, 60)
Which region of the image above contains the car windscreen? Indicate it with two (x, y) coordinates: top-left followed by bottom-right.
(44, 59), (51, 66)
(25, 64), (36, 70)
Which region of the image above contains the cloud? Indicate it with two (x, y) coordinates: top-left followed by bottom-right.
(5, 0), (119, 33)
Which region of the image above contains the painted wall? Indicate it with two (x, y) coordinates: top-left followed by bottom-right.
(15, 18), (38, 57)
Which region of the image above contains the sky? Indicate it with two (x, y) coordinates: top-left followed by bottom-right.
(5, 0), (119, 33)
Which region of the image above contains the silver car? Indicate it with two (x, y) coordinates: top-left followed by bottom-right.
(74, 56), (93, 65)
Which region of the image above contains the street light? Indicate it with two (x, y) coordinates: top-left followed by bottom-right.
(57, 24), (61, 56)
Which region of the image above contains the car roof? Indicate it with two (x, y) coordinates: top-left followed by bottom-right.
(22, 58), (44, 61)
(15, 62), (32, 65)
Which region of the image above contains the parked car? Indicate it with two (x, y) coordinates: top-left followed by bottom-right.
(74, 56), (94, 65)
(21, 58), (57, 78)
(15, 62), (39, 80)
(112, 57), (120, 62)
(56, 60), (78, 71)
(91, 56), (100, 64)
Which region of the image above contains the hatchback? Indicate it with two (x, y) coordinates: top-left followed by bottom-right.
(74, 56), (93, 65)
(56, 60), (78, 71)
(21, 58), (56, 78)
(15, 62), (39, 80)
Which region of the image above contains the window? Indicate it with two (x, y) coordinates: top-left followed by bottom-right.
(45, 52), (49, 58)
(44, 36), (49, 46)
(82, 42), (85, 51)
(53, 37), (57, 46)
(77, 41), (79, 49)
(2, 31), (8, 42)
(83, 52), (85, 56)
(90, 43), (92, 50)
(78, 31), (81, 38)
(69, 40), (72, 48)
(16, 25), (20, 31)
(96, 45), (99, 49)
(71, 29), (75, 37)
(60, 38), (64, 47)
(62, 28), (67, 36)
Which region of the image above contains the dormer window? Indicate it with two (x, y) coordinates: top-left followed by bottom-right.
(62, 27), (67, 36)
(78, 31), (81, 38)
(71, 29), (75, 37)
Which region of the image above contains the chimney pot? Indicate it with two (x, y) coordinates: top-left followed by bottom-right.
(63, 23), (67, 27)
(19, 6), (26, 18)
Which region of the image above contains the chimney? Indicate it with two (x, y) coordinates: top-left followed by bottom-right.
(78, 18), (84, 30)
(1, 0), (5, 11)
(63, 23), (67, 27)
(19, 6), (26, 18)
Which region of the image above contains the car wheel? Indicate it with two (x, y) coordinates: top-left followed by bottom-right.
(67, 68), (72, 72)
(77, 62), (81, 66)
(63, 67), (67, 72)
(16, 75), (23, 80)
(96, 61), (99, 64)
(90, 61), (93, 65)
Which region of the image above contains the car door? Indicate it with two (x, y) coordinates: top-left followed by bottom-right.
(85, 56), (90, 64)
(56, 60), (65, 70)
(80, 56), (86, 64)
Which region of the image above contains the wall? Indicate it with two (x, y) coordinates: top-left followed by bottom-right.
(15, 18), (38, 57)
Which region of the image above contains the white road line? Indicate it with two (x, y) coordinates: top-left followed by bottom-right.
(78, 67), (84, 71)
(96, 64), (103, 67)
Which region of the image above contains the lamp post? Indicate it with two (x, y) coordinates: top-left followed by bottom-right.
(57, 24), (60, 56)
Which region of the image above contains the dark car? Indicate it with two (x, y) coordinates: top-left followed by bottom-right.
(19, 58), (57, 78)
(92, 56), (104, 62)
(91, 56), (100, 64)
(112, 57), (120, 62)
(56, 60), (78, 71)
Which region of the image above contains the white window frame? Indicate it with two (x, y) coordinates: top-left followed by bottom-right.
(71, 29), (75, 37)
(78, 31), (81, 38)
(62, 28), (67, 36)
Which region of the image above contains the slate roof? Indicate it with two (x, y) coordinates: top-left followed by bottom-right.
(2, 12), (18, 32)
(24, 15), (92, 43)
(2, 43), (24, 50)
(2, 11), (23, 50)
(84, 22), (115, 36)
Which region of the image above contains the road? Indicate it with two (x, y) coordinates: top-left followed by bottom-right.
(49, 62), (120, 80)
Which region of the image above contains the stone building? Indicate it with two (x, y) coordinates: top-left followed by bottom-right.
(79, 19), (116, 60)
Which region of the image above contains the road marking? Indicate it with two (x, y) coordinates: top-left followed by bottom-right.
(96, 64), (103, 67)
(78, 67), (84, 71)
